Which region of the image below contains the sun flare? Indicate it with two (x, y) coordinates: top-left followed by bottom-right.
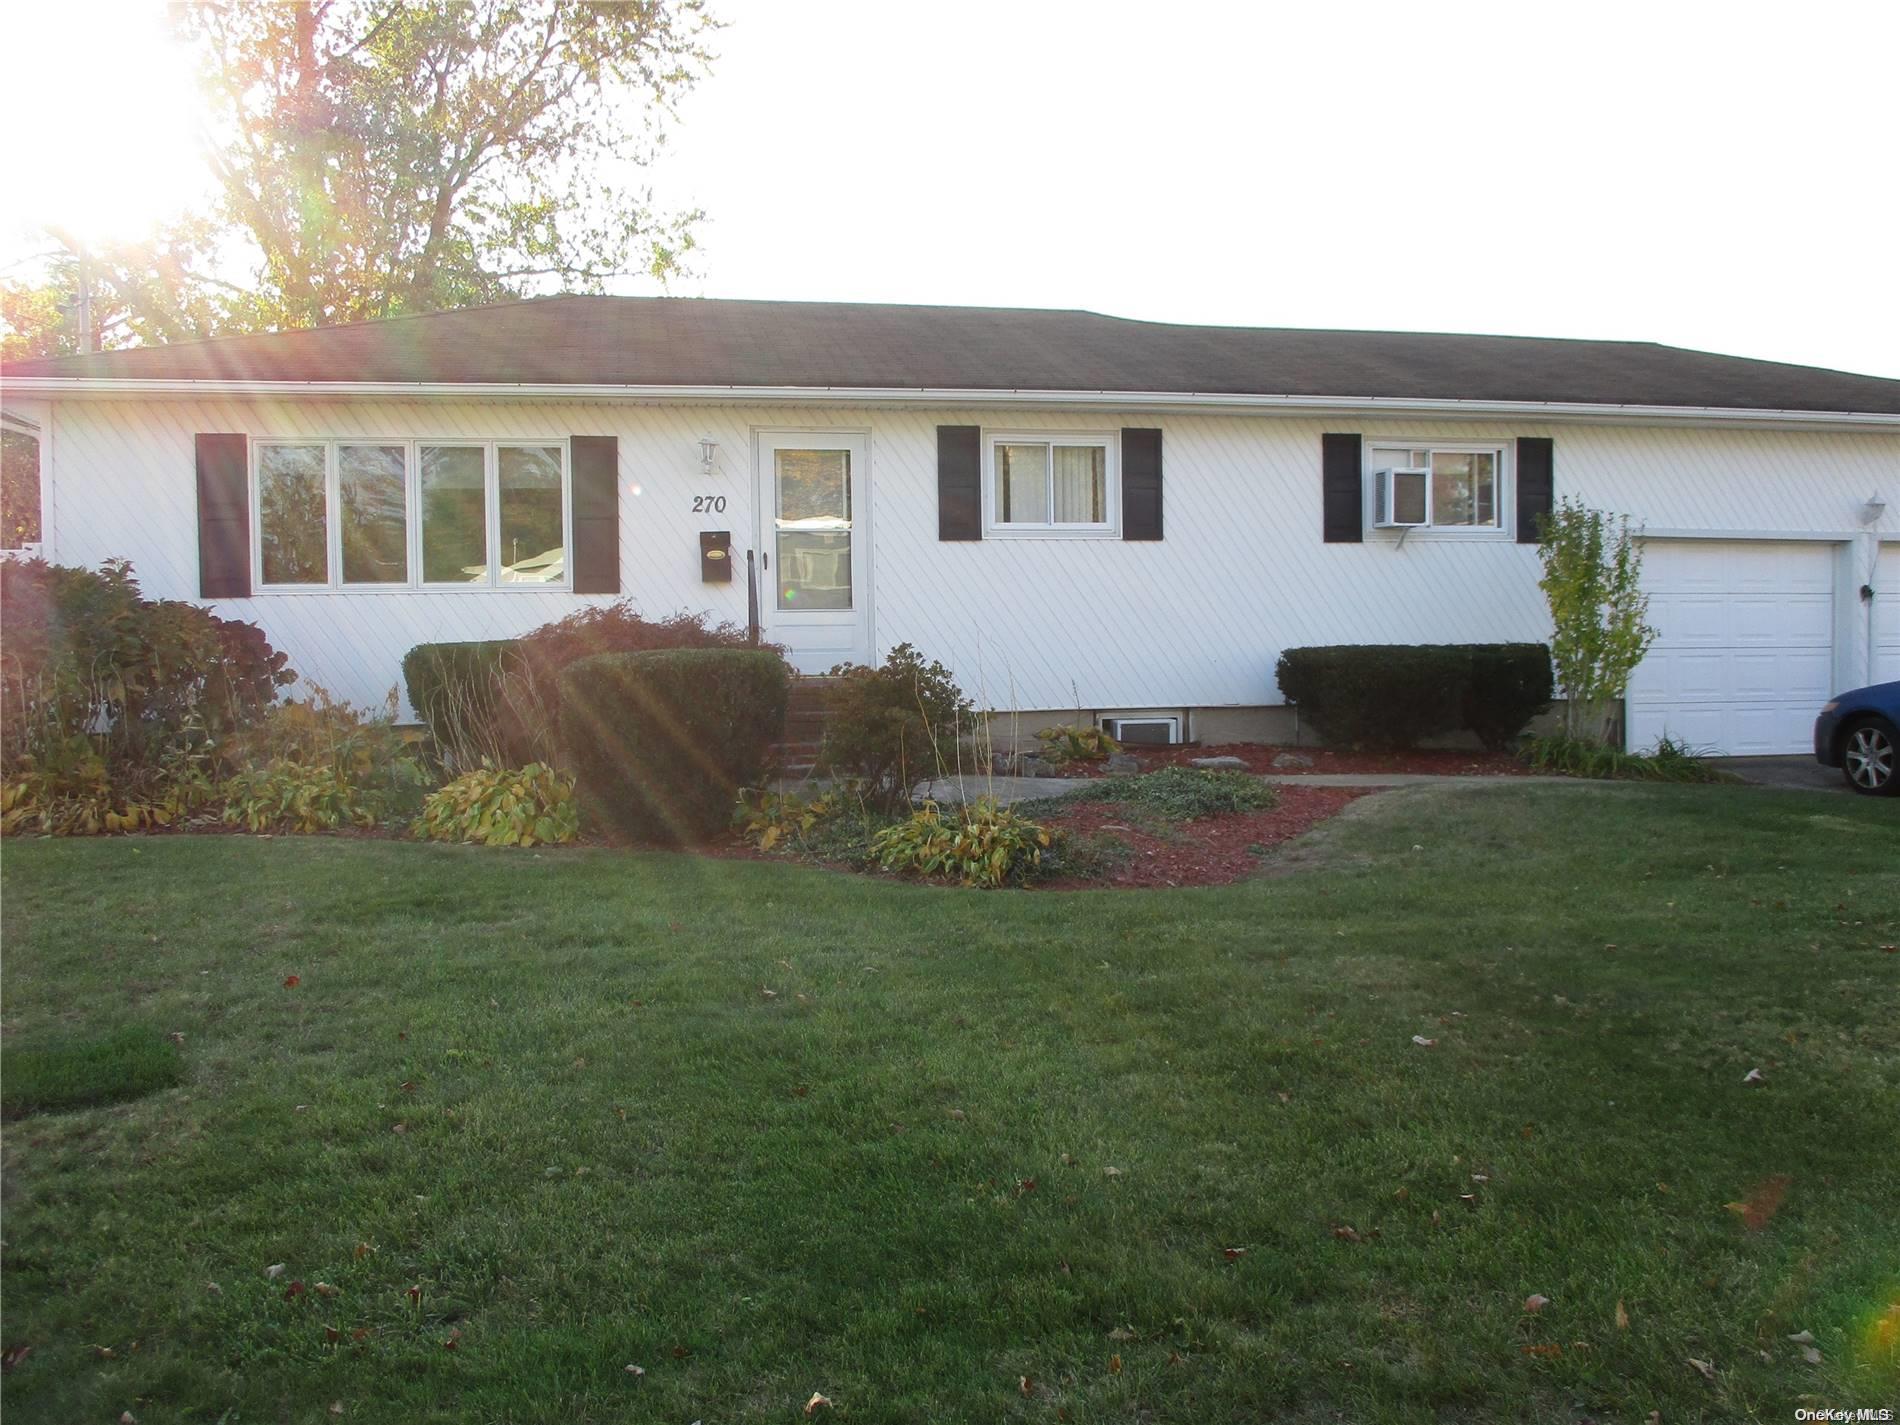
(4, 1), (211, 248)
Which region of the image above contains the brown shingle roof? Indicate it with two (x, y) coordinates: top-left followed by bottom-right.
(7, 295), (1898, 414)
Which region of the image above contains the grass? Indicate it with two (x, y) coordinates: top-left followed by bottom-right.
(1521, 732), (1737, 782)
(0, 783), (1896, 1423)
(0, 1024), (183, 1118)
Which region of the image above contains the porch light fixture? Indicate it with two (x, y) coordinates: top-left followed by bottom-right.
(1861, 491), (1888, 526)
(698, 436), (719, 476)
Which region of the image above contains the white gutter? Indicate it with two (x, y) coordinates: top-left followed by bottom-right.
(4, 376), (1899, 430)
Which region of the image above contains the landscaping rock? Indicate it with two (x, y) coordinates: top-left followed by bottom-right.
(1017, 755), (1058, 778)
(1188, 755), (1248, 771)
(1104, 753), (1141, 773)
(1271, 751), (1315, 769)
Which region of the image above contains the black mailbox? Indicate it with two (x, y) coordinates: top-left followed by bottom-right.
(699, 530), (733, 583)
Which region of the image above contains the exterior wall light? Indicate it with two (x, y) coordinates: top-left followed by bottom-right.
(698, 437), (719, 476)
(1861, 492), (1888, 526)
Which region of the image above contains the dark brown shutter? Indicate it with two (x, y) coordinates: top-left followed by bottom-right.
(1121, 428), (1163, 540)
(1321, 433), (1363, 543)
(196, 432), (250, 598)
(570, 435), (619, 593)
(1516, 437), (1554, 544)
(937, 426), (981, 540)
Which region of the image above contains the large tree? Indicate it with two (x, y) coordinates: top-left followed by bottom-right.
(4, 0), (713, 350)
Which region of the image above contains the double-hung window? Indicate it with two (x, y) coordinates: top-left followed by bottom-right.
(254, 438), (569, 589)
(1366, 442), (1508, 530)
(985, 432), (1119, 536)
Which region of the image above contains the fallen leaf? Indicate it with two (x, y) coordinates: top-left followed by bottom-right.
(1102, 1166), (1122, 1178)
(168, 1032), (186, 1046)
(1223, 1247), (1247, 1261)
(1108, 1354), (1122, 1374)
(121, 1414), (138, 1425)
(1108, 1326), (1137, 1341)
(1801, 1344), (1822, 1365)
(1167, 1350), (1184, 1366)
(391, 1123), (407, 1135)
(284, 1280), (306, 1300)
(314, 1282), (340, 1298)
(404, 1285), (422, 1304)
(283, 975), (300, 988)
(1017, 1177), (1037, 1194)
(625, 1364), (645, 1377)
(1742, 1068), (1764, 1085)
(1411, 1035), (1437, 1048)
(946, 1107), (965, 1120)
(1686, 1356), (1716, 1382)
(1018, 1375), (1033, 1397)
(329, 1404), (344, 1416)
(442, 1329), (461, 1351)
(350, 1328), (371, 1343)
(1332, 1225), (1362, 1243)
(760, 987), (778, 999)
(1524, 1294), (1550, 1313)
(1521, 1343), (1562, 1358)
(324, 1326), (341, 1344)
(1615, 1299), (1630, 1330)
(1786, 1329), (1815, 1344)
(92, 1345), (116, 1359)
(804, 1391), (832, 1415)
(1725, 1174), (1792, 1231)
(204, 1281), (221, 1295)
(353, 1243), (374, 1261)
(266, 1263), (287, 1280)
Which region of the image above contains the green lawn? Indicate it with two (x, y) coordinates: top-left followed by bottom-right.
(1, 784), (1896, 1423)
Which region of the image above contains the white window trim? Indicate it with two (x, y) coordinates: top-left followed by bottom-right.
(250, 436), (572, 592)
(1364, 439), (1513, 535)
(982, 430), (1121, 538)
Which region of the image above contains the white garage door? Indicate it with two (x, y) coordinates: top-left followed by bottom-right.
(1876, 542), (1900, 685)
(1626, 540), (1837, 756)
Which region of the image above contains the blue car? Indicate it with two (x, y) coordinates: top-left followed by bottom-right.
(1814, 680), (1900, 796)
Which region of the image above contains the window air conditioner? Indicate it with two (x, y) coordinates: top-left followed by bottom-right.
(1374, 468), (1428, 527)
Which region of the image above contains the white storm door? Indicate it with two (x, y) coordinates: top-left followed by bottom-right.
(755, 431), (872, 673)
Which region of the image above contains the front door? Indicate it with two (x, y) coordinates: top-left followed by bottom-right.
(755, 431), (872, 673)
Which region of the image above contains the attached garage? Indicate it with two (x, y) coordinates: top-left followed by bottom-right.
(1625, 539), (1839, 756)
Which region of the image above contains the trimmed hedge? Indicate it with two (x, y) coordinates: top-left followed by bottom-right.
(402, 640), (526, 762)
(558, 649), (790, 843)
(1275, 643), (1552, 751)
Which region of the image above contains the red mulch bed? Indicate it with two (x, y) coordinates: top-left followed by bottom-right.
(1132, 743), (1530, 777)
(1034, 784), (1371, 889)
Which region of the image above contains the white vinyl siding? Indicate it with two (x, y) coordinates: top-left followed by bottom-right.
(33, 398), (1898, 718)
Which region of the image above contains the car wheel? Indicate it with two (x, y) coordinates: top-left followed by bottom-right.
(1840, 717), (1899, 796)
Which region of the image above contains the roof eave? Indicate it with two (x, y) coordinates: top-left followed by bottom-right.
(4, 377), (1898, 430)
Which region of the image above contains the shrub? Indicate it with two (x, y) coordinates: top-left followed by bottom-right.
(402, 640), (530, 769)
(1459, 644), (1557, 750)
(1034, 724), (1120, 766)
(1062, 766), (1278, 820)
(1536, 499), (1657, 740)
(820, 644), (974, 808)
(0, 557), (293, 768)
(414, 763), (579, 848)
(559, 649), (790, 843)
(869, 799), (1051, 887)
(213, 687), (428, 833)
(1274, 643), (1552, 751)
(405, 604), (778, 772)
(1, 1025), (184, 1118)
(1522, 732), (1733, 783)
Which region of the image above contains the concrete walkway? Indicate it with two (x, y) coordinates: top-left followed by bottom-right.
(918, 771), (1578, 805)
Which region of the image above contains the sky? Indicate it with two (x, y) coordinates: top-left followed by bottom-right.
(5, 0), (1898, 378)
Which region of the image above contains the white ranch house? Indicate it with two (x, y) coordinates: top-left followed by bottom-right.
(4, 298), (1896, 755)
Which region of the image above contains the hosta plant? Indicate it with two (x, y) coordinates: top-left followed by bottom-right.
(869, 798), (1051, 888)
(1033, 724), (1120, 766)
(220, 762), (390, 834)
(413, 763), (580, 848)
(733, 786), (843, 852)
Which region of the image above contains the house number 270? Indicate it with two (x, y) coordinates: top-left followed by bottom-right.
(692, 494), (727, 514)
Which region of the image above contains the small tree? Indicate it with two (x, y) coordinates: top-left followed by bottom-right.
(1536, 499), (1658, 742)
